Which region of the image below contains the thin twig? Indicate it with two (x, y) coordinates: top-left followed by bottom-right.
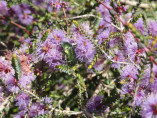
(83, 109), (96, 118)
(128, 55), (140, 69)
(60, 14), (103, 21)
(0, 96), (12, 112)
(103, 19), (122, 31)
(49, 107), (82, 116)
(90, 63), (111, 98)
(22, 89), (83, 116)
(97, 0), (126, 25)
(10, 21), (31, 36)
(62, 8), (69, 32)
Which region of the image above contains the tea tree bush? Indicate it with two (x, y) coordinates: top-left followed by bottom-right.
(0, 0), (157, 118)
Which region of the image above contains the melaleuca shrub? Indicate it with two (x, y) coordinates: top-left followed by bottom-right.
(0, 0), (157, 118)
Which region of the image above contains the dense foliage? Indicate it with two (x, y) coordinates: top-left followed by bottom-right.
(0, 0), (157, 117)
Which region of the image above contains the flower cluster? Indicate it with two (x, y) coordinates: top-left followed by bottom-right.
(14, 93), (52, 118)
(35, 29), (67, 69)
(86, 96), (105, 113)
(1, 0), (157, 118)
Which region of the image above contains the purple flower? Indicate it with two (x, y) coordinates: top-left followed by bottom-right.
(96, 29), (110, 45)
(36, 37), (64, 69)
(124, 32), (138, 61)
(140, 64), (151, 87)
(122, 5), (128, 12)
(74, 36), (96, 64)
(110, 49), (126, 69)
(151, 80), (157, 93)
(124, 31), (135, 43)
(50, 29), (67, 44)
(148, 20), (157, 37)
(14, 110), (27, 118)
(9, 3), (34, 25)
(71, 23), (96, 65)
(120, 84), (134, 99)
(19, 14), (33, 25)
(96, 0), (112, 21)
(48, 0), (61, 11)
(108, 37), (121, 48)
(151, 64), (157, 92)
(42, 96), (53, 104)
(153, 64), (157, 79)
(0, 57), (15, 81)
(16, 43), (29, 55)
(134, 18), (147, 35)
(32, 0), (45, 6)
(10, 5), (22, 17)
(45, 46), (64, 69)
(81, 23), (94, 36)
(36, 39), (52, 61)
(133, 87), (147, 107)
(15, 93), (30, 110)
(28, 103), (46, 117)
(93, 57), (105, 71)
(0, 54), (35, 93)
(86, 95), (105, 113)
(47, 0), (68, 12)
(0, 1), (8, 15)
(14, 93), (51, 117)
(72, 23), (93, 37)
(19, 73), (35, 88)
(15, 102), (46, 118)
(20, 3), (32, 14)
(120, 64), (139, 80)
(5, 77), (20, 93)
(141, 93), (157, 118)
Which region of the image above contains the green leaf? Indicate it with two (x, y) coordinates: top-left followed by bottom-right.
(61, 42), (77, 67)
(76, 73), (86, 92)
(93, 13), (101, 31)
(12, 54), (22, 80)
(41, 29), (50, 41)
